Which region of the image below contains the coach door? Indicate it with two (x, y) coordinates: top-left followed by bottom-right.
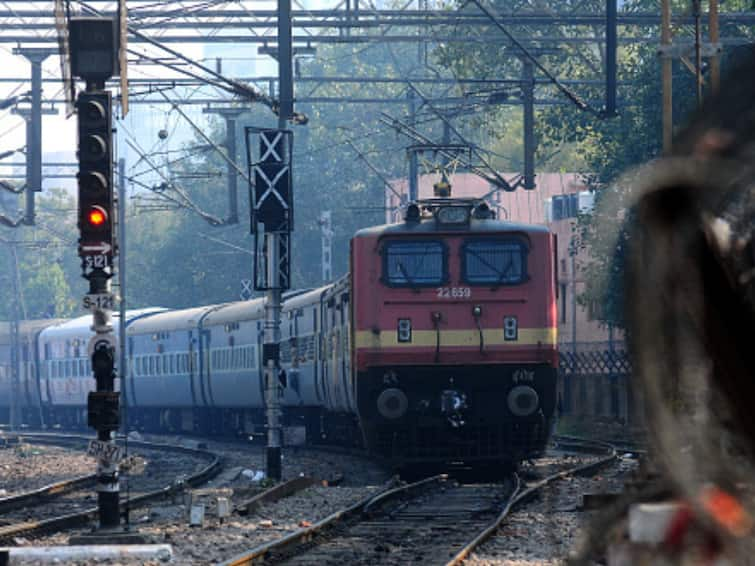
(126, 337), (137, 407)
(319, 299), (333, 409)
(200, 330), (215, 407)
(256, 321), (265, 405)
(188, 332), (205, 408)
(338, 292), (354, 412)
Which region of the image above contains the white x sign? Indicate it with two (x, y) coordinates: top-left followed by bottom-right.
(259, 131), (284, 162)
(254, 165), (290, 209)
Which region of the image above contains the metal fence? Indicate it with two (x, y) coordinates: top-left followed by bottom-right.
(558, 347), (641, 425)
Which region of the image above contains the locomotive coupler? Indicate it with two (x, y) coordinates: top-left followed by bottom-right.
(440, 389), (467, 428)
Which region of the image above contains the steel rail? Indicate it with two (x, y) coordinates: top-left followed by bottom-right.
(216, 475), (444, 566)
(235, 476), (321, 516)
(0, 433), (221, 543)
(0, 474), (96, 515)
(445, 437), (619, 566)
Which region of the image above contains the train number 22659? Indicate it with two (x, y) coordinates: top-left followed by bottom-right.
(436, 287), (471, 299)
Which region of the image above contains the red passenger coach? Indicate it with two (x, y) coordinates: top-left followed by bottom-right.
(350, 198), (558, 468)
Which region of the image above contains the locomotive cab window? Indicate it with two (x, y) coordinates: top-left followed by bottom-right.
(462, 238), (528, 285)
(383, 240), (446, 287)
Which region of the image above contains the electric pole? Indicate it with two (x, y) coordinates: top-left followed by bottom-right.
(407, 90), (418, 201)
(245, 0), (295, 482)
(661, 0), (673, 153)
(659, 0), (722, 151)
(8, 241), (21, 431)
(522, 59), (535, 191)
(320, 211), (333, 283)
(202, 106), (245, 225)
(12, 47), (56, 226)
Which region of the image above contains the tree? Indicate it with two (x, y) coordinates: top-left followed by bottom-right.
(0, 188), (79, 320)
(538, 1), (755, 328)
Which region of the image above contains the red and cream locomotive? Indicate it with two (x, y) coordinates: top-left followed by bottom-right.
(351, 198), (558, 467)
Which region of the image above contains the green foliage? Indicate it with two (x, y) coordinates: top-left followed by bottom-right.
(123, 43), (420, 309)
(538, 1), (754, 328)
(0, 188), (79, 320)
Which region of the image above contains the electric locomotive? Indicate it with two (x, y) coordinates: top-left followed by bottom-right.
(351, 197), (558, 467)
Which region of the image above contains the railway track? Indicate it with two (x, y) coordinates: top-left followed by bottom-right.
(219, 438), (618, 566)
(0, 432), (221, 543)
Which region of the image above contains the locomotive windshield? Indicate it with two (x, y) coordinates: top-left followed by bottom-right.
(383, 240), (446, 287)
(462, 238), (527, 285)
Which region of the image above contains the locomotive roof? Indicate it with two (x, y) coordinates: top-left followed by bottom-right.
(353, 217), (551, 238)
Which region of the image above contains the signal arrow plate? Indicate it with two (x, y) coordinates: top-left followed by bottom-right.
(80, 241), (112, 255)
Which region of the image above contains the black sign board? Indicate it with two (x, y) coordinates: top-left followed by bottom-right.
(246, 128), (293, 234)
(70, 17), (118, 81)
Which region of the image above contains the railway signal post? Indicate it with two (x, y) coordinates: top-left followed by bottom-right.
(241, 0), (295, 482)
(68, 16), (135, 539)
(246, 124), (293, 481)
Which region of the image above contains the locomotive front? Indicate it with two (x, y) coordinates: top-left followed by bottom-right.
(350, 199), (558, 468)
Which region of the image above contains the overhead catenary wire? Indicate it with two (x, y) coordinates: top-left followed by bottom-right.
(401, 78), (514, 191)
(123, 134), (224, 225)
(466, 0), (603, 116)
(381, 39), (519, 191)
(76, 0), (279, 110)
(379, 111), (519, 192)
(157, 90), (251, 186)
(346, 139), (404, 201)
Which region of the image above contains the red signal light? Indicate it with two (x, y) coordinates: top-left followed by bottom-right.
(87, 206), (107, 227)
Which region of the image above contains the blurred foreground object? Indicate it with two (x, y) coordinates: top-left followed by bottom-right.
(626, 47), (755, 564)
(573, 46), (755, 565)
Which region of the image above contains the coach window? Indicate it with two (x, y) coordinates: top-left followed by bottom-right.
(462, 239), (528, 285)
(383, 240), (446, 287)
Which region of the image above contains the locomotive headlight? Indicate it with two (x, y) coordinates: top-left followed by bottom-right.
(507, 385), (539, 417)
(377, 388), (409, 419)
(404, 203), (421, 222)
(436, 206), (469, 225)
(503, 316), (518, 340)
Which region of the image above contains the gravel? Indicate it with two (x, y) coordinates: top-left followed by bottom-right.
(0, 442), (92, 497)
(28, 438), (390, 565)
(465, 453), (639, 566)
(4, 435), (639, 565)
